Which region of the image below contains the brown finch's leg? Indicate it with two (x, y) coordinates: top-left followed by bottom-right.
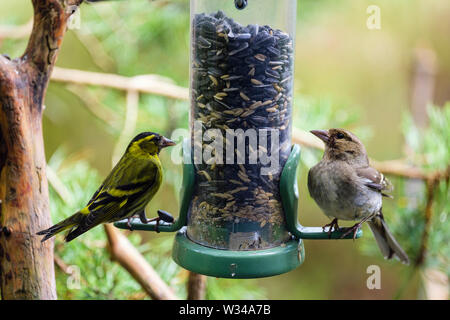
(341, 215), (372, 240)
(322, 218), (340, 238)
(340, 223), (360, 240)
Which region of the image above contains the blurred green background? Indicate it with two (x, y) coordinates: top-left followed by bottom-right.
(0, 0), (448, 299)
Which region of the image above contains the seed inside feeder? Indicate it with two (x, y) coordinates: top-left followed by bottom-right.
(189, 10), (294, 250)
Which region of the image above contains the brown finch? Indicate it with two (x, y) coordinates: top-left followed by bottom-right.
(307, 128), (409, 264)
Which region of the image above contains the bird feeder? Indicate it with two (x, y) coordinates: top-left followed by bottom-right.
(115, 0), (361, 279)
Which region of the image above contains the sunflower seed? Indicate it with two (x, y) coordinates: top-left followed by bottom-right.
(250, 78), (264, 85)
(240, 92), (250, 101)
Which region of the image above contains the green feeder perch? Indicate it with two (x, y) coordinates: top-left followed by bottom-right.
(115, 0), (362, 279)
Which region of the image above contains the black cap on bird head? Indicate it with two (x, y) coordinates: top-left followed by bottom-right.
(128, 132), (176, 155)
(310, 128), (368, 164)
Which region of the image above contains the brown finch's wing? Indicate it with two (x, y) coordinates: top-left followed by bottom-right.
(356, 166), (393, 198)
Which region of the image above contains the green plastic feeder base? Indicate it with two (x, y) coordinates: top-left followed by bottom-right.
(172, 227), (304, 279)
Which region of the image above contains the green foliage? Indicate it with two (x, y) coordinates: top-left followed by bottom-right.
(80, 0), (190, 82)
(292, 95), (369, 169)
(428, 181), (450, 275)
(48, 149), (144, 299)
(360, 104), (449, 275)
(402, 105), (449, 273)
(403, 104), (450, 172)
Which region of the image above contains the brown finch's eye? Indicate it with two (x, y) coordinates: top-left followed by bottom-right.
(336, 132), (345, 139)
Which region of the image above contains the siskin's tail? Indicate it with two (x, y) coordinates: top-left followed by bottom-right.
(368, 213), (409, 264)
(36, 212), (84, 242)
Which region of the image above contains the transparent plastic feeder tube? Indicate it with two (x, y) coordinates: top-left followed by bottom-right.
(188, 0), (297, 250)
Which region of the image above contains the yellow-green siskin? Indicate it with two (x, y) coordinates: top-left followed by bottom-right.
(37, 132), (175, 242)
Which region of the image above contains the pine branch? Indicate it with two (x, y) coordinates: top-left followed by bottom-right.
(51, 66), (189, 100)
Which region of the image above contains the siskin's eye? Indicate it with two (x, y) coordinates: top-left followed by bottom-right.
(336, 132), (345, 139)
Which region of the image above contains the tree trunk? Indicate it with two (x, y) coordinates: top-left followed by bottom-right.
(0, 0), (82, 300)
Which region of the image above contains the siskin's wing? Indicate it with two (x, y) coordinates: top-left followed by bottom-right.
(88, 152), (160, 202)
(67, 154), (162, 241)
(356, 166), (393, 198)
(65, 198), (130, 242)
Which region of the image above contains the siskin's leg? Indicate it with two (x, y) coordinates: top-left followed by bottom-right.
(139, 210), (158, 224)
(137, 210), (174, 232)
(126, 217), (134, 231)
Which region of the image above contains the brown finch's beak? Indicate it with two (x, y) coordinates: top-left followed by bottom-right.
(310, 130), (330, 144)
(159, 136), (176, 149)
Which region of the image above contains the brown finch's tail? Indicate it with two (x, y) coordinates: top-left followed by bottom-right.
(368, 214), (409, 264)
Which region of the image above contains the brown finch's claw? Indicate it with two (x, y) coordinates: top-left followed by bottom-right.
(340, 223), (361, 240)
(341, 214), (372, 239)
(322, 218), (340, 239)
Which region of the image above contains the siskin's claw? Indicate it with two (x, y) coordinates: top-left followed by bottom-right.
(157, 210), (174, 223)
(127, 217), (134, 231)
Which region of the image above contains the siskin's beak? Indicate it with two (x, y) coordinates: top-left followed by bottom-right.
(310, 130), (330, 144)
(159, 136), (176, 149)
